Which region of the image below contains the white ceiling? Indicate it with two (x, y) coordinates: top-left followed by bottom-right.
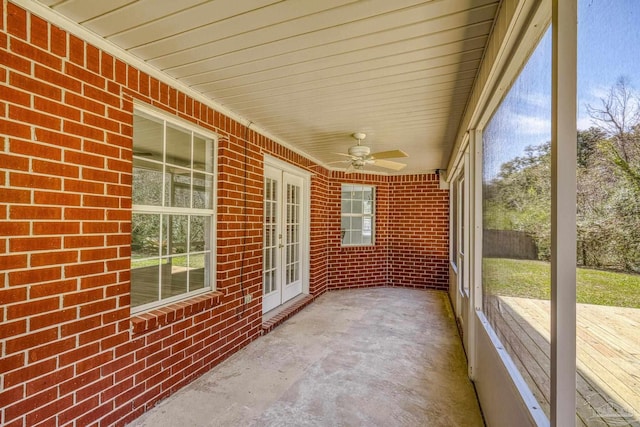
(35, 0), (500, 175)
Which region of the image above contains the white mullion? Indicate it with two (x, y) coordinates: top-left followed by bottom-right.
(551, 0), (577, 425)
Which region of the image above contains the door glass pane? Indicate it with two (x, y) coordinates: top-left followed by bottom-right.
(482, 29), (551, 418)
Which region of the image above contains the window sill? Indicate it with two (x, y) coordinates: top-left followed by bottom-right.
(130, 291), (223, 335)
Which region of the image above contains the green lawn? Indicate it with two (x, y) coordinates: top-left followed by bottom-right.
(483, 258), (640, 308)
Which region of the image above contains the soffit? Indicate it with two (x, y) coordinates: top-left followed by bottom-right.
(35, 0), (501, 175)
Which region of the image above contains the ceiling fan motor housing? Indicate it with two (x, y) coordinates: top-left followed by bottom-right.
(348, 145), (370, 157)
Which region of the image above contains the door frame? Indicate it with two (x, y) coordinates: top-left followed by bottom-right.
(262, 155), (311, 314)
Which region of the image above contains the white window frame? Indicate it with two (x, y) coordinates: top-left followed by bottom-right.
(131, 104), (217, 313)
(340, 184), (375, 246)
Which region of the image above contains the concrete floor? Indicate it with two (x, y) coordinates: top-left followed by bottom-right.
(128, 288), (484, 427)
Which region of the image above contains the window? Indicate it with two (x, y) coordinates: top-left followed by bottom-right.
(341, 184), (375, 246)
(482, 29), (551, 417)
(131, 107), (216, 312)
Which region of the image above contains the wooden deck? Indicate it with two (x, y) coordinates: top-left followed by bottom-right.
(486, 296), (640, 427)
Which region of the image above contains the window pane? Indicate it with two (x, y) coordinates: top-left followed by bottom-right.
(133, 159), (163, 206)
(166, 169), (191, 208)
(166, 123), (191, 167)
(577, 1), (640, 423)
(133, 113), (163, 162)
(162, 214), (189, 255)
(161, 256), (187, 299)
(131, 258), (159, 307)
(482, 29), (551, 418)
(188, 253), (207, 291)
(131, 213), (160, 258)
(190, 216), (209, 252)
(193, 172), (213, 209)
(193, 135), (213, 173)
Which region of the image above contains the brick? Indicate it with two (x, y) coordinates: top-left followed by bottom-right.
(0, 49), (31, 73)
(0, 187), (31, 203)
(7, 295), (60, 319)
(57, 395), (100, 426)
(0, 319), (26, 339)
(11, 138), (62, 160)
(84, 140), (120, 159)
(82, 167), (119, 183)
(80, 247), (117, 261)
(35, 127), (82, 150)
(30, 307), (77, 331)
(10, 38), (62, 70)
(63, 120), (104, 141)
(101, 52), (114, 80)
(32, 159), (80, 178)
(34, 96), (81, 122)
(30, 279), (77, 297)
(9, 236), (61, 252)
(6, 2), (27, 40)
(64, 178), (105, 195)
(0, 153), (29, 171)
(26, 366), (74, 396)
(30, 15), (49, 50)
(3, 358), (56, 388)
(34, 190), (81, 206)
(5, 387), (60, 424)
(0, 118), (31, 138)
(0, 221), (29, 236)
(10, 172), (61, 190)
(64, 149), (104, 168)
(28, 337), (75, 363)
(0, 254), (27, 269)
(63, 288), (103, 307)
(50, 25), (67, 57)
(0, 85), (30, 106)
(0, 386), (25, 412)
(33, 221), (80, 235)
(8, 266), (61, 287)
(64, 207), (105, 220)
(83, 194), (119, 208)
(65, 261), (105, 278)
(68, 34), (85, 66)
(10, 205), (61, 220)
(64, 235), (104, 249)
(65, 91), (106, 115)
(5, 328), (58, 355)
(9, 73), (61, 101)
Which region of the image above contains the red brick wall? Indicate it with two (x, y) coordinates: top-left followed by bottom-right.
(326, 172), (449, 290)
(387, 174), (450, 290)
(0, 3), (317, 425)
(0, 2), (448, 426)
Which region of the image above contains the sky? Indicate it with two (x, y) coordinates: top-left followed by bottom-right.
(483, 0), (640, 180)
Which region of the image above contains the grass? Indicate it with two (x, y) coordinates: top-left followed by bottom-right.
(483, 258), (640, 308)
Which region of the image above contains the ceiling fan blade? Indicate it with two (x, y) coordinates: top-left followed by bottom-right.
(372, 159), (407, 171)
(333, 152), (356, 158)
(326, 160), (351, 165)
(369, 149), (408, 160)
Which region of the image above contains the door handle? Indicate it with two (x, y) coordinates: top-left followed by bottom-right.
(278, 244), (284, 248)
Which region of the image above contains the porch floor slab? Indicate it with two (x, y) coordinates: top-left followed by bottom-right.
(128, 287), (483, 427)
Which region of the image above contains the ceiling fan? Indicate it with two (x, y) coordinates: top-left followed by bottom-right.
(333, 132), (408, 173)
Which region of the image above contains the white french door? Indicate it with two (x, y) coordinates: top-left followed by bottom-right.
(263, 165), (305, 313)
